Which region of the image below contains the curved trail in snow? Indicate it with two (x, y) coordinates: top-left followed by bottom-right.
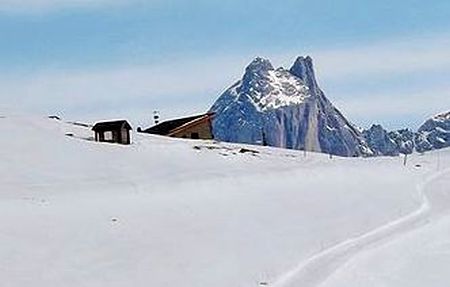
(271, 167), (450, 287)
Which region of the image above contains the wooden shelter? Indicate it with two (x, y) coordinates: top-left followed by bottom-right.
(92, 120), (132, 145)
(140, 113), (214, 140)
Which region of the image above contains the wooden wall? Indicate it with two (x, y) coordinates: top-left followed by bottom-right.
(169, 120), (213, 140)
(95, 128), (131, 144)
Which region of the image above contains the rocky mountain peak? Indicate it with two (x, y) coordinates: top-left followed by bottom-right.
(362, 124), (399, 156)
(209, 55), (372, 157)
(243, 57), (274, 77)
(290, 56), (319, 92)
(416, 110), (450, 152)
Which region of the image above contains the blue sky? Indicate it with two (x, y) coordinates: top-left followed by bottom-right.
(0, 0), (449, 129)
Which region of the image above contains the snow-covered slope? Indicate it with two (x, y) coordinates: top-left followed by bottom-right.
(320, 154), (450, 287)
(210, 56), (372, 157)
(322, 213), (450, 287)
(0, 115), (449, 287)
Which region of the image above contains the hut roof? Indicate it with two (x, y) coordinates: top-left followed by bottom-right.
(142, 113), (213, 135)
(92, 120), (132, 131)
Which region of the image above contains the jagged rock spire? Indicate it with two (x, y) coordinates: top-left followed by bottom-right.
(210, 55), (373, 157)
(242, 57), (274, 86)
(290, 56), (319, 93)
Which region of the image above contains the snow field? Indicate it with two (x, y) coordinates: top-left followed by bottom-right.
(0, 115), (447, 287)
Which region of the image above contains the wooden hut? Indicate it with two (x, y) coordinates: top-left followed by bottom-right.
(92, 120), (132, 145)
(140, 113), (214, 140)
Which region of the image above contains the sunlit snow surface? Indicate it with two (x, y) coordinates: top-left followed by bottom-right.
(321, 159), (450, 287)
(255, 69), (310, 111)
(0, 116), (449, 287)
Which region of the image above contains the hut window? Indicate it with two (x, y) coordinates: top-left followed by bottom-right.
(104, 131), (113, 141)
(191, 132), (199, 139)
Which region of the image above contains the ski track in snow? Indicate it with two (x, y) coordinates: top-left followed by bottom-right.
(271, 167), (450, 287)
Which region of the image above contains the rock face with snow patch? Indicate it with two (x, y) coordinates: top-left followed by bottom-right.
(361, 111), (450, 156)
(210, 56), (372, 157)
(388, 129), (415, 155)
(415, 111), (450, 152)
(362, 125), (399, 156)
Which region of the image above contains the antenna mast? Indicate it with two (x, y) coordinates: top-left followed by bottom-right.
(153, 110), (160, 125)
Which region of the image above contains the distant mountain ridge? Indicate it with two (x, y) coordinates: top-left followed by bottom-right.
(209, 55), (449, 157)
(362, 111), (449, 156)
(210, 56), (372, 157)
(415, 111), (450, 152)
